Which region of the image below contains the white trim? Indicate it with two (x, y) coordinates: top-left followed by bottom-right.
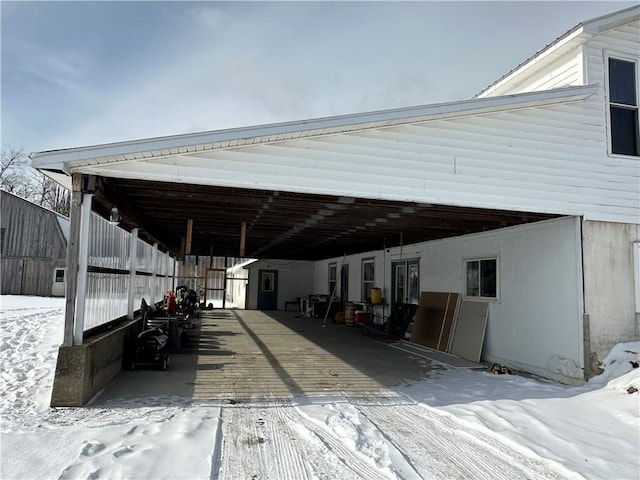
(150, 242), (158, 304)
(53, 267), (66, 283)
(463, 256), (500, 303)
(604, 50), (640, 158)
(74, 193), (92, 345)
(361, 257), (375, 301)
(127, 228), (139, 320)
(633, 242), (640, 314)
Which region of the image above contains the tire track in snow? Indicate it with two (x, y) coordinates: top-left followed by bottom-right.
(215, 399), (397, 480)
(353, 399), (569, 480)
(215, 401), (310, 480)
(277, 403), (392, 480)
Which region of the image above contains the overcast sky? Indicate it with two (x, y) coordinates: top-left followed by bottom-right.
(1, 1), (636, 155)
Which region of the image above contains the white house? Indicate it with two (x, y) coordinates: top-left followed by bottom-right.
(31, 6), (639, 396)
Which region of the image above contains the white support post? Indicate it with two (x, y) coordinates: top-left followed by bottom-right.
(150, 243), (159, 304)
(73, 193), (92, 345)
(127, 228), (139, 319)
(172, 257), (177, 290)
(633, 242), (640, 314)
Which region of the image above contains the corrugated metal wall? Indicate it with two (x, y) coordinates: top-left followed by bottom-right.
(177, 256), (248, 308)
(83, 213), (175, 331)
(1, 193), (67, 296)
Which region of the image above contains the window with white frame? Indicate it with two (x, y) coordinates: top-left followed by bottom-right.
(608, 56), (639, 157)
(328, 263), (337, 295)
(465, 258), (498, 300)
(54, 268), (65, 283)
(361, 258), (375, 301)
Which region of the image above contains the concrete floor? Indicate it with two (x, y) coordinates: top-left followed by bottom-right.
(94, 310), (446, 404)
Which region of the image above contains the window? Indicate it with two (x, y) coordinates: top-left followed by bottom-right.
(0, 228), (5, 254)
(465, 258), (498, 300)
(54, 268), (65, 283)
(328, 263), (337, 295)
(608, 57), (639, 156)
(361, 258), (375, 301)
(261, 272), (274, 292)
(392, 259), (419, 305)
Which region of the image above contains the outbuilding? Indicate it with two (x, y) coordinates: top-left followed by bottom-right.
(1, 191), (69, 297)
(30, 6), (640, 404)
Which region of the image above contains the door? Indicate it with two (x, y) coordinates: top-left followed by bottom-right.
(257, 269), (278, 310)
(205, 267), (226, 308)
(391, 259), (420, 308)
(340, 264), (349, 310)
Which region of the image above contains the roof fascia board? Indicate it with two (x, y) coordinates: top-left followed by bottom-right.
(476, 5), (640, 98)
(582, 6), (640, 34)
(32, 85), (596, 173)
(475, 27), (588, 98)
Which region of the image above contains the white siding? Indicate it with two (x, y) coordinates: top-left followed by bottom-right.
(314, 217), (585, 383)
(314, 253), (386, 303)
(86, 97), (640, 224)
(247, 259), (314, 310)
(483, 45), (584, 97)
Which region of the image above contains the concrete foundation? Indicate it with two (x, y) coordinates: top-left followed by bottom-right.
(50, 319), (140, 407)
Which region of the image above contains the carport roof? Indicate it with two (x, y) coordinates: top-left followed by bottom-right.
(89, 177), (557, 260)
(29, 87), (585, 260)
(30, 85), (593, 174)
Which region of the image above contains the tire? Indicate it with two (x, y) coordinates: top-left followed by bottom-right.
(160, 355), (169, 371)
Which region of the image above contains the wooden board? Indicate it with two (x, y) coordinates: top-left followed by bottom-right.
(450, 300), (489, 363)
(410, 292), (459, 351)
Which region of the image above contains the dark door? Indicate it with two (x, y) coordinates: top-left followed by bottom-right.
(257, 269), (278, 310)
(340, 264), (349, 310)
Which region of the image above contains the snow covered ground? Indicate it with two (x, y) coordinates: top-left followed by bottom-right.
(1, 295), (638, 479)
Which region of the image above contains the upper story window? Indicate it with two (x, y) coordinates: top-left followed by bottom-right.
(608, 57), (639, 157)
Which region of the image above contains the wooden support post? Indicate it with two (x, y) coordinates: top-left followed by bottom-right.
(127, 228), (139, 319)
(185, 219), (193, 255)
(73, 192), (93, 345)
(63, 174), (83, 346)
(240, 222), (247, 257)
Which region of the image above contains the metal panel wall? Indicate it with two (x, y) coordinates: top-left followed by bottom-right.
(82, 212), (172, 331)
(84, 273), (129, 331)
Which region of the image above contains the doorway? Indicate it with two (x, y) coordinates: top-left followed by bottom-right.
(340, 264), (349, 310)
(257, 269), (278, 310)
(391, 259), (420, 308)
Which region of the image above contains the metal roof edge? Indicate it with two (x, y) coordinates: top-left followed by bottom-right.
(475, 5), (639, 99)
(30, 84), (597, 172)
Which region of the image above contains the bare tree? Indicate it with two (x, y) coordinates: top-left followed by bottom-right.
(1, 147), (70, 216)
(0, 147), (29, 178)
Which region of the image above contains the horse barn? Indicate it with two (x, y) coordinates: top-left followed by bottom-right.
(31, 6), (639, 406)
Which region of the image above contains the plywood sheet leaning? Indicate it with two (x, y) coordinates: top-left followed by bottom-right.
(449, 300), (489, 363)
(410, 292), (459, 351)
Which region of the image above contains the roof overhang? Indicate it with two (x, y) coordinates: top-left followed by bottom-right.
(30, 86), (590, 260)
(31, 84), (596, 183)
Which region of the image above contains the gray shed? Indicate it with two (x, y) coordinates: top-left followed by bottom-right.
(1, 191), (68, 296)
